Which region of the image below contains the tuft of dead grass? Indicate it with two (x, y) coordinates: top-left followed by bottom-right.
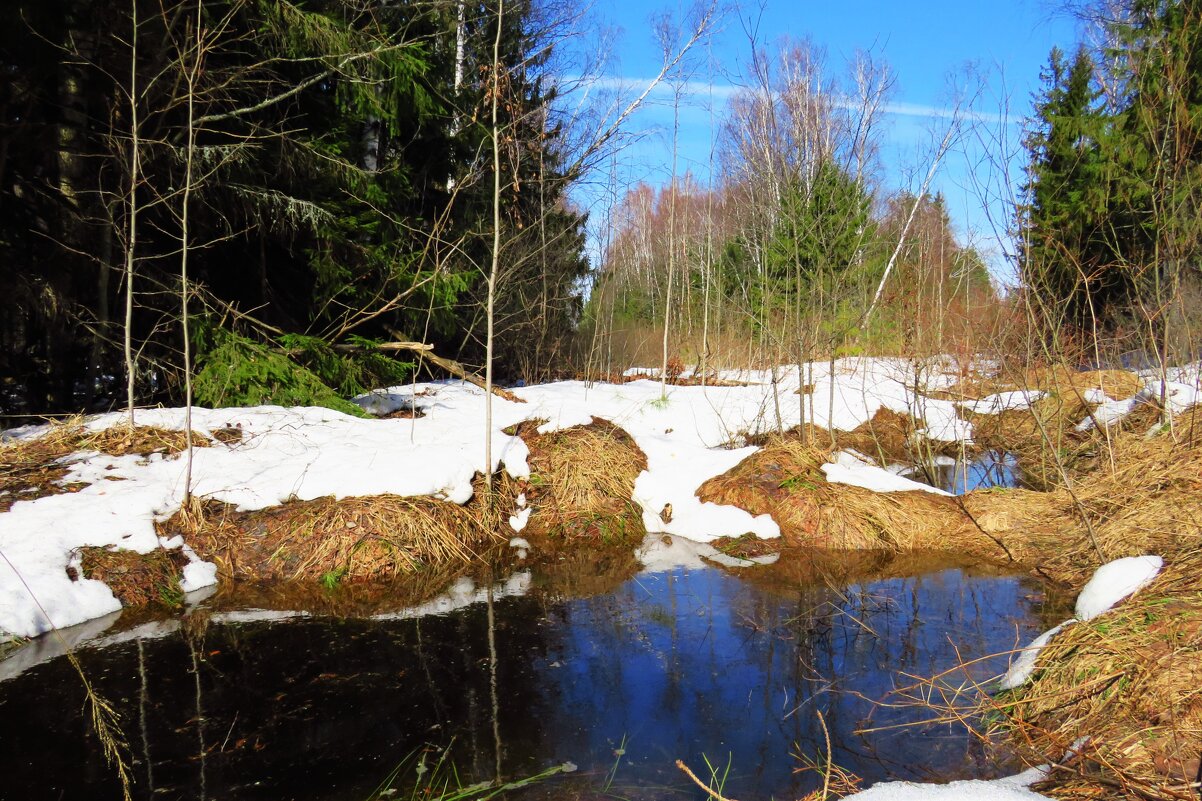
(697, 437), (1002, 556)
(74, 546), (190, 608)
(79, 425), (210, 457)
(0, 421), (211, 512)
(965, 393), (1097, 490)
(840, 407), (931, 462)
(945, 366), (1151, 490)
(991, 550), (1202, 801)
(163, 489), (503, 584)
(513, 418), (647, 544)
(746, 409), (954, 464)
(962, 406), (1202, 584)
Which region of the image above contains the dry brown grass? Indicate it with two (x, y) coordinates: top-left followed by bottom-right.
(80, 425), (210, 456)
(75, 546), (190, 608)
(697, 402), (1202, 588)
(839, 407), (929, 462)
(932, 408), (1202, 800)
(941, 366), (1145, 489)
(991, 550), (1202, 800)
(0, 421), (211, 512)
(965, 394), (1097, 490)
(962, 406), (1202, 585)
(943, 367), (1143, 403)
(747, 408), (956, 465)
(697, 437), (1003, 556)
(513, 418), (647, 544)
(164, 488), (503, 584)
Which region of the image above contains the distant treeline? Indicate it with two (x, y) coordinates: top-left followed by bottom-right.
(580, 0), (1202, 375)
(3, 0), (1199, 420)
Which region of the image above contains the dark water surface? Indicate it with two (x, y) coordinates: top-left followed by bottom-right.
(0, 551), (1056, 801)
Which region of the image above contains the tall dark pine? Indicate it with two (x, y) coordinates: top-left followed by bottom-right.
(1020, 45), (1119, 332)
(446, 0), (589, 382)
(1106, 0), (1202, 356)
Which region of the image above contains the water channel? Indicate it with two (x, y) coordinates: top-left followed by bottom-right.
(0, 548), (1060, 801)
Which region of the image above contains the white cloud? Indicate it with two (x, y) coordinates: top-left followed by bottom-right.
(568, 75), (1011, 125)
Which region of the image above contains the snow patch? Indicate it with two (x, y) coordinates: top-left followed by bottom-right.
(845, 766), (1049, 800)
(508, 507), (531, 533)
(821, 450), (952, 496)
(178, 544), (218, 594)
(959, 390), (1045, 415)
(999, 621), (1075, 691)
(1075, 555), (1163, 621)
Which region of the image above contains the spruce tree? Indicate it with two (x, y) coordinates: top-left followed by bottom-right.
(1021, 45), (1117, 331)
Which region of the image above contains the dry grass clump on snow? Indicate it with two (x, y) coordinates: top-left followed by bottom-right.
(942, 366), (1142, 403)
(0, 421), (211, 512)
(748, 409), (926, 464)
(958, 367), (1178, 491)
(966, 395), (1097, 490)
(697, 437), (998, 555)
(74, 546), (190, 608)
(77, 424), (211, 456)
(511, 417), (648, 544)
(164, 490), (503, 584)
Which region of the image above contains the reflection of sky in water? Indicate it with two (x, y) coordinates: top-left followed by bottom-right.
(0, 561), (1047, 801)
(521, 566), (1039, 799)
(908, 450), (1022, 495)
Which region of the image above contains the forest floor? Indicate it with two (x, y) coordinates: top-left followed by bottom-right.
(0, 355), (1199, 800)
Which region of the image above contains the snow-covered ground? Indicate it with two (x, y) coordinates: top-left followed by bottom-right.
(844, 766), (1050, 800)
(0, 357), (1193, 640)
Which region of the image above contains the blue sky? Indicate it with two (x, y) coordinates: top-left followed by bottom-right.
(565, 0), (1082, 284)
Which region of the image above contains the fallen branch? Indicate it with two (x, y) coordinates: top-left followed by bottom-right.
(367, 338), (526, 404)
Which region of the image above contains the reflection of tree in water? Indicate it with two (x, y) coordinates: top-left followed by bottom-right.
(515, 560), (1045, 800)
(0, 586), (559, 800)
(0, 557), (1051, 801)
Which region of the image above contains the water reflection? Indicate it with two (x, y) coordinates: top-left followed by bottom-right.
(0, 554), (1052, 801)
(907, 450), (1022, 495)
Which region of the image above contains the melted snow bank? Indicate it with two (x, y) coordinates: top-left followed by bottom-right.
(1075, 555), (1162, 621)
(1001, 555), (1162, 690)
(846, 766), (1049, 800)
(999, 621), (1074, 691)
